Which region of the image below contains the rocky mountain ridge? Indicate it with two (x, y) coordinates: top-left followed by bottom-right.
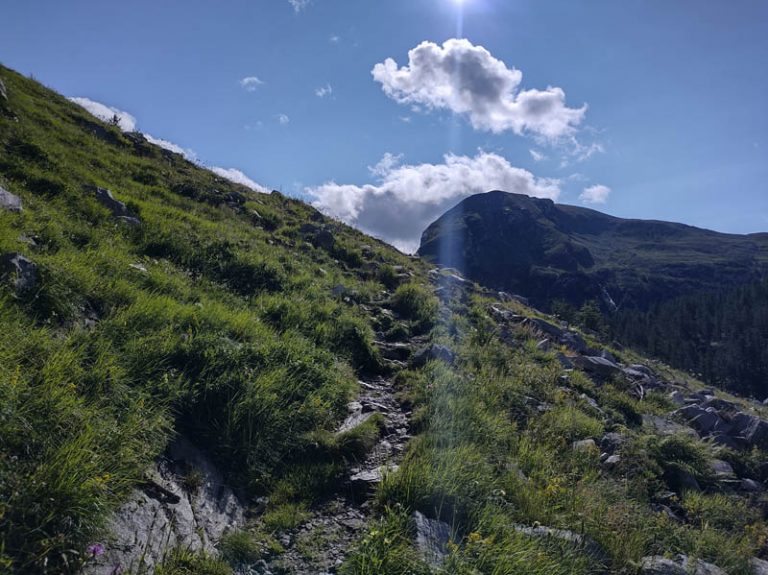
(418, 190), (768, 311)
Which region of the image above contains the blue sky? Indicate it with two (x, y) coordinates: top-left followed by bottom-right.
(2, 0), (767, 250)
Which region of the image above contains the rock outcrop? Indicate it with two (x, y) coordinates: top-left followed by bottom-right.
(412, 511), (451, 567)
(1, 252), (37, 294)
(640, 555), (726, 575)
(83, 437), (245, 575)
(0, 186), (22, 212)
(92, 186), (141, 225)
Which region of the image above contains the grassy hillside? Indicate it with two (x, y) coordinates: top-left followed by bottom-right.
(1, 66), (768, 575)
(0, 63), (423, 573)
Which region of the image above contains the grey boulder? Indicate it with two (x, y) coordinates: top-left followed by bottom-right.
(412, 511), (451, 567)
(1, 252), (37, 294)
(0, 187), (22, 212)
(573, 355), (622, 378)
(641, 555), (727, 575)
(82, 437), (245, 575)
(93, 187), (140, 224)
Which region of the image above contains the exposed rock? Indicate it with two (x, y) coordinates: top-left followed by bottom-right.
(710, 459), (735, 478)
(336, 401), (373, 434)
(674, 405), (723, 435)
(561, 331), (590, 354)
(498, 291), (529, 306)
(376, 341), (412, 362)
(0, 186), (22, 212)
(556, 353), (574, 369)
(412, 511), (451, 567)
(751, 557), (768, 575)
(93, 187), (131, 217)
(0, 78), (6, 101)
(603, 454), (621, 468)
(668, 391), (686, 406)
(524, 317), (565, 339)
(600, 432), (625, 454)
(411, 344), (455, 368)
(709, 433), (745, 451)
(1, 252), (38, 294)
(741, 479), (764, 493)
(740, 415), (768, 450)
(640, 555), (727, 575)
(513, 525), (609, 565)
(83, 437), (245, 575)
(349, 465), (396, 494)
(600, 349), (618, 363)
(665, 465), (701, 493)
(572, 439), (598, 452)
(628, 364), (655, 377)
(312, 229), (335, 250)
(640, 556), (687, 575)
(489, 305), (525, 323)
(573, 355), (622, 378)
(643, 415), (698, 437)
(652, 504), (683, 523)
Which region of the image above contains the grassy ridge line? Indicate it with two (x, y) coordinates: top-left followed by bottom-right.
(0, 64), (426, 573)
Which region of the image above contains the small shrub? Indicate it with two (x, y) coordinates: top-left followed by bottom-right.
(537, 405), (604, 445)
(156, 548), (233, 575)
(340, 507), (430, 575)
(335, 413), (385, 460)
(391, 283), (438, 333)
(378, 265), (401, 290)
(262, 502), (311, 532)
(218, 530), (261, 566)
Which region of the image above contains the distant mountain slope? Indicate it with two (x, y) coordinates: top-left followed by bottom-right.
(418, 190), (768, 310)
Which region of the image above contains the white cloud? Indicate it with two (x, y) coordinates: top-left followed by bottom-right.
(69, 97), (137, 132)
(209, 167), (267, 193)
(579, 184), (611, 205)
(368, 152), (403, 177)
(69, 96), (266, 193)
(529, 149), (547, 162)
(372, 39), (586, 140)
(329, 34), (340, 44)
(288, 0), (311, 12)
(315, 83), (333, 98)
(277, 114), (290, 125)
(240, 76), (264, 92)
(70, 97), (198, 161)
(308, 151), (560, 252)
(144, 134), (197, 161)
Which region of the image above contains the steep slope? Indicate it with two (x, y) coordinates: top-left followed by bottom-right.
(2, 66), (768, 575)
(0, 63), (430, 574)
(418, 190), (768, 311)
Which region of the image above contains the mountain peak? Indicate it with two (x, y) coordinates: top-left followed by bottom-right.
(418, 190), (768, 310)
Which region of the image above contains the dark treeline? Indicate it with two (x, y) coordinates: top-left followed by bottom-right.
(610, 280), (768, 398)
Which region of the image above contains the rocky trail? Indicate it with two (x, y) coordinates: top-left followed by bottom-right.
(257, 307), (420, 575)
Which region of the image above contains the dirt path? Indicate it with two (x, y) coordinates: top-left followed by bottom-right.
(259, 346), (414, 574)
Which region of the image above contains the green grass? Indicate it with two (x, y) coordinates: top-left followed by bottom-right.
(344, 293), (768, 574)
(0, 64), (428, 573)
(155, 548), (232, 575)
